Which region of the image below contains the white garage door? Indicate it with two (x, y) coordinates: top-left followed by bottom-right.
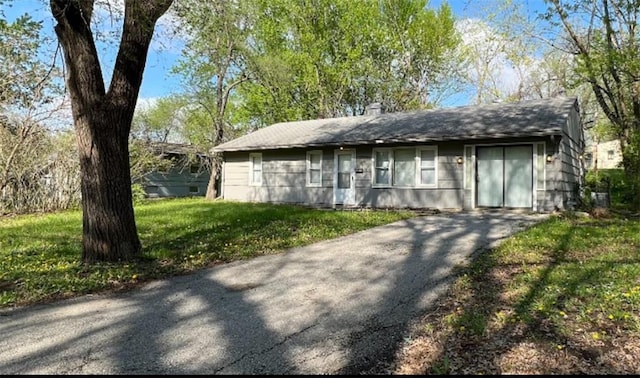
(477, 145), (533, 208)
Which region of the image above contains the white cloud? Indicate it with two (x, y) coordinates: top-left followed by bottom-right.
(452, 18), (542, 104)
(135, 97), (160, 113)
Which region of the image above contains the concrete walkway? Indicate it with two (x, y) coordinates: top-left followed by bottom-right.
(0, 211), (547, 374)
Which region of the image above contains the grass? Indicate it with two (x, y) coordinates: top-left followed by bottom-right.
(4, 197), (640, 373)
(390, 212), (640, 374)
(0, 198), (414, 308)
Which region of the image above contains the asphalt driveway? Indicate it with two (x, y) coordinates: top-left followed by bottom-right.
(0, 211), (548, 374)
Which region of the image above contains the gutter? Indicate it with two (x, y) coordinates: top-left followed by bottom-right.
(212, 130), (564, 153)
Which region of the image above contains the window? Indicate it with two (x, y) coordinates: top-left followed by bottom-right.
(146, 185), (159, 198)
(393, 148), (416, 186)
(418, 147), (436, 186)
(190, 163), (199, 174)
(337, 153), (352, 188)
(607, 150), (614, 160)
(249, 153), (262, 186)
(306, 151), (322, 187)
(372, 146), (438, 188)
(374, 150), (390, 185)
(189, 186), (199, 194)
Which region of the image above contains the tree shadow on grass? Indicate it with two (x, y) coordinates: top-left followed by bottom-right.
(399, 216), (640, 374)
(0, 208), (548, 374)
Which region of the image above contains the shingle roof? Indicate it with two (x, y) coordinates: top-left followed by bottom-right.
(213, 96), (578, 152)
(135, 141), (208, 157)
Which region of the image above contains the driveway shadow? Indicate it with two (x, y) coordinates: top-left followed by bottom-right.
(0, 211), (546, 374)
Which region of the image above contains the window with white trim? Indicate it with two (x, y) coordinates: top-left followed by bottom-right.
(372, 146), (438, 188)
(374, 150), (391, 185)
(249, 153), (262, 186)
(418, 147), (436, 186)
(393, 148), (416, 186)
(306, 150), (322, 186)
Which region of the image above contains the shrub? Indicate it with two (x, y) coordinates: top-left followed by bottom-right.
(131, 183), (147, 205)
(583, 169), (635, 210)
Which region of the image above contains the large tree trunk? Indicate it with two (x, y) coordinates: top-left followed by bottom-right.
(51, 0), (173, 263)
(205, 110), (226, 200)
(75, 111), (140, 262)
(205, 154), (221, 200)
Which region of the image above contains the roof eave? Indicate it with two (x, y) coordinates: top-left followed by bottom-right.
(213, 129), (563, 153)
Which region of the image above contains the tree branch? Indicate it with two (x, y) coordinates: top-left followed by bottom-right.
(50, 0), (106, 114)
(106, 0), (173, 116)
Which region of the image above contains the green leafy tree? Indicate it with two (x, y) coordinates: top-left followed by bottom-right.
(130, 95), (195, 186)
(172, 0), (458, 145)
(131, 96), (187, 143)
(1, 2), (61, 111)
(546, 0), (640, 209)
(171, 0), (252, 199)
(234, 0), (458, 125)
(50, 0), (174, 263)
(1, 5), (50, 194)
(0, 0), (73, 214)
(446, 0), (566, 104)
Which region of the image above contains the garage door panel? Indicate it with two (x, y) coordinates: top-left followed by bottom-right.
(504, 146), (532, 208)
(477, 145), (532, 209)
(477, 147), (504, 207)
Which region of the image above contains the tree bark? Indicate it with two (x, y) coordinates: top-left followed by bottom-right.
(205, 154), (221, 200)
(204, 66), (246, 201)
(50, 0), (173, 263)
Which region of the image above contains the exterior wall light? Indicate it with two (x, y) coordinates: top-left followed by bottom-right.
(456, 156), (464, 164)
(546, 154), (553, 163)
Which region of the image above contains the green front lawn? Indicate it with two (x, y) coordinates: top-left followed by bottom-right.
(5, 197), (639, 373)
(391, 212), (640, 374)
(0, 198), (413, 308)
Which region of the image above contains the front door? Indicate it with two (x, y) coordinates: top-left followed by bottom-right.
(334, 149), (355, 205)
(477, 145), (532, 208)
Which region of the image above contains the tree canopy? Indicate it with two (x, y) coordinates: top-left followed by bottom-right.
(545, 0), (640, 208)
(166, 0), (458, 198)
(171, 0), (458, 131)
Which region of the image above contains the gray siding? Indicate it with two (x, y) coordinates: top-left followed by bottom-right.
(560, 105), (584, 209)
(222, 144), (466, 210)
(143, 167), (210, 198)
(539, 104), (583, 210)
(222, 149), (333, 205)
(359, 188), (463, 209)
(354, 144), (464, 209)
(220, 128), (584, 213)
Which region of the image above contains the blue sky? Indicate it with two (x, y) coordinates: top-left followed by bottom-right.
(3, 0), (552, 105)
(432, 0), (549, 16)
(3, 0), (183, 100)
